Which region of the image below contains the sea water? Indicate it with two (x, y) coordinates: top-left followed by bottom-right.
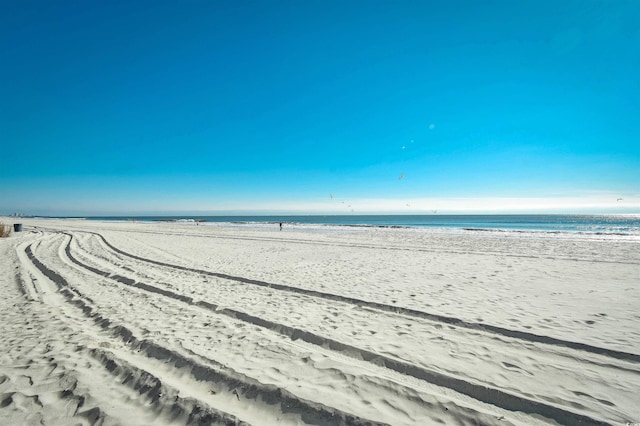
(83, 214), (640, 235)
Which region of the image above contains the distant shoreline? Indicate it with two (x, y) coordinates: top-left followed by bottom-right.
(14, 213), (640, 235)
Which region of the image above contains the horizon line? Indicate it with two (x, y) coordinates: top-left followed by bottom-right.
(4, 211), (640, 218)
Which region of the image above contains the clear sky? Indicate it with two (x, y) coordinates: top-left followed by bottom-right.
(1, 0), (639, 215)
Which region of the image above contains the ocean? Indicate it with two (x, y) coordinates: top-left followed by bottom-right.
(82, 214), (640, 235)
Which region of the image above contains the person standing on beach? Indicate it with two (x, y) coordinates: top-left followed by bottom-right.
(279, 222), (283, 231)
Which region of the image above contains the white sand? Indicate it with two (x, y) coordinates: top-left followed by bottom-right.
(1, 217), (638, 425)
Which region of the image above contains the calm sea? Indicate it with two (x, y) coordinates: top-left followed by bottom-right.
(84, 214), (640, 235)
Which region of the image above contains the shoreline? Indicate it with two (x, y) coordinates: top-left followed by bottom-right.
(4, 213), (640, 237)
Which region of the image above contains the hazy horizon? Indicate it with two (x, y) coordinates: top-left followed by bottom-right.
(4, 198), (640, 218)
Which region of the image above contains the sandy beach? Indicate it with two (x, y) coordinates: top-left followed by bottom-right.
(1, 217), (638, 425)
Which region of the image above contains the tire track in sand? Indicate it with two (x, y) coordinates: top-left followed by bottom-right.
(8, 234), (248, 425)
(59, 232), (612, 426)
(88, 230), (640, 365)
(24, 236), (390, 426)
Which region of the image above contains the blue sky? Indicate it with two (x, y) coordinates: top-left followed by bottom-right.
(1, 0), (639, 215)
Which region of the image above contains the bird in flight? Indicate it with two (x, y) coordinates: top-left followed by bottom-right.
(398, 173), (405, 180)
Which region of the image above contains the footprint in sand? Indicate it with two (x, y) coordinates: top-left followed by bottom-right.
(1, 392), (44, 411)
(14, 375), (33, 388)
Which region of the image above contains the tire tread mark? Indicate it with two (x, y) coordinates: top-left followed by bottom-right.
(90, 348), (248, 426)
(92, 232), (640, 364)
(25, 241), (387, 426)
(64, 234), (609, 426)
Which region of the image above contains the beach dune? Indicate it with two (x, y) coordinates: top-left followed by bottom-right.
(1, 218), (638, 425)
